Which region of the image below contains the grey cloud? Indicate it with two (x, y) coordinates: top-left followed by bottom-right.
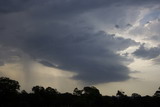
(150, 35), (160, 41)
(0, 22), (137, 84)
(115, 24), (132, 29)
(0, 0), (160, 15)
(15, 28), (137, 84)
(0, 0), (156, 85)
(39, 60), (58, 68)
(126, 24), (132, 27)
(129, 10), (160, 38)
(0, 61), (4, 66)
(133, 44), (160, 59)
(0, 46), (24, 65)
(153, 56), (160, 64)
(0, 0), (34, 14)
(115, 25), (120, 29)
(0, 0), (114, 14)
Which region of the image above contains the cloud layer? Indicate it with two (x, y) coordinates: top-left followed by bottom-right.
(0, 0), (160, 85)
(133, 44), (160, 59)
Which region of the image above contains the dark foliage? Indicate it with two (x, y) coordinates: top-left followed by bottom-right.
(0, 77), (20, 96)
(0, 77), (160, 107)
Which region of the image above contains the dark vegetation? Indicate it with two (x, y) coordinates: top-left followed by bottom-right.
(0, 77), (160, 107)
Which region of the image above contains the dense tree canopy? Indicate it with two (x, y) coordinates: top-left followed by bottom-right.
(0, 76), (160, 107)
(83, 86), (101, 96)
(0, 77), (20, 95)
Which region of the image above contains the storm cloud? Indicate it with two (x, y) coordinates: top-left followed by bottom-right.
(0, 26), (138, 84)
(0, 0), (159, 85)
(0, 0), (160, 14)
(25, 31), (139, 84)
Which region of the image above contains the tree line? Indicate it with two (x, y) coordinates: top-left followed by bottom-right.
(0, 77), (160, 107)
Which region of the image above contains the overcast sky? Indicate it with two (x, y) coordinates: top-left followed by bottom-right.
(0, 0), (160, 96)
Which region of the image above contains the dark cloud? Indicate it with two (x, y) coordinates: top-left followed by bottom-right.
(126, 24), (132, 27)
(133, 44), (160, 59)
(0, 0), (158, 85)
(115, 25), (120, 28)
(0, 0), (114, 14)
(0, 61), (4, 66)
(0, 23), (136, 75)
(0, 23), (137, 84)
(0, 0), (160, 14)
(115, 24), (133, 29)
(0, 0), (33, 13)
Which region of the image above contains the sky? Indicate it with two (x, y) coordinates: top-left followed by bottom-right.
(0, 0), (160, 96)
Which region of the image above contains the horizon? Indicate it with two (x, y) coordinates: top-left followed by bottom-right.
(0, 76), (159, 97)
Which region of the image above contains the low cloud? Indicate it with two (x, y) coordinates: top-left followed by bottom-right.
(0, 0), (158, 85)
(0, 24), (138, 84)
(22, 30), (137, 84)
(133, 44), (160, 59)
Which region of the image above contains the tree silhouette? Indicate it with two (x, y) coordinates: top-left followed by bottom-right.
(131, 93), (141, 98)
(0, 77), (20, 96)
(21, 90), (28, 95)
(1, 76), (160, 107)
(154, 87), (160, 97)
(83, 86), (101, 96)
(32, 86), (45, 94)
(73, 88), (83, 96)
(116, 90), (126, 97)
(45, 87), (59, 95)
